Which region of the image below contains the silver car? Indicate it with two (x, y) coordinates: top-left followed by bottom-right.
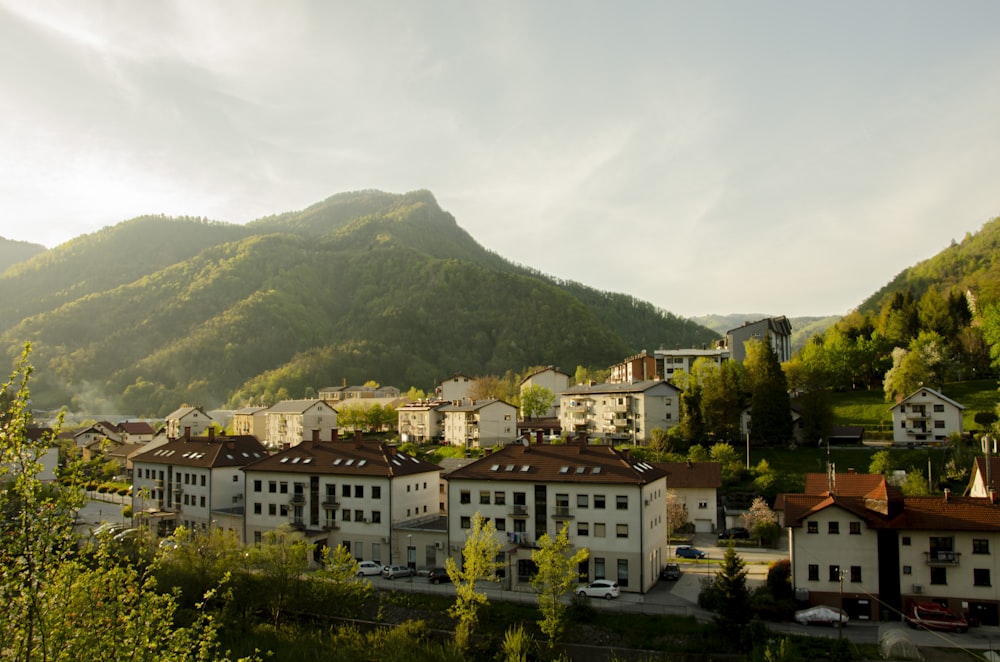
(383, 564), (414, 579)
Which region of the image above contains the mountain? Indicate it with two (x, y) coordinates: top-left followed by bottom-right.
(0, 190), (720, 416)
(689, 313), (839, 354)
(0, 237), (47, 273)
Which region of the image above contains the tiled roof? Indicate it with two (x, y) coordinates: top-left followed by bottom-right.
(445, 442), (667, 485)
(165, 406), (210, 421)
(561, 380), (676, 396)
(898, 496), (1000, 531)
(437, 399), (514, 412)
(119, 421), (156, 435)
(243, 439), (440, 478)
(266, 399), (335, 414)
(802, 472), (890, 497)
(889, 387), (966, 412)
(132, 434), (267, 468)
(519, 366), (570, 385)
(234, 406), (268, 415)
(653, 461), (722, 489)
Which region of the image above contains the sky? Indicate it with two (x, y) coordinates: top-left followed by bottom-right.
(1, 2), (999, 319)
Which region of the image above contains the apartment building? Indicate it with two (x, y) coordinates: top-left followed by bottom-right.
(889, 387), (965, 445)
(439, 399), (517, 449)
(397, 399), (447, 444)
(559, 380), (679, 444)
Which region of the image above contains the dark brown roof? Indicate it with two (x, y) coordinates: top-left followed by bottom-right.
(652, 461), (722, 489)
(132, 434), (268, 468)
(803, 472), (890, 497)
(898, 496), (1000, 531)
(445, 442), (667, 485)
(243, 439), (440, 478)
(119, 421), (156, 435)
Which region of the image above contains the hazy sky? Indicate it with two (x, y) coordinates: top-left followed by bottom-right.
(2, 2), (998, 319)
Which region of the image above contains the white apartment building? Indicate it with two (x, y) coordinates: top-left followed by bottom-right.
(446, 441), (669, 594)
(519, 366), (571, 419)
(264, 399), (338, 449)
(439, 399), (517, 449)
(889, 387), (965, 445)
(397, 400), (446, 444)
(242, 434), (444, 568)
(559, 380), (679, 444)
(654, 348), (729, 377)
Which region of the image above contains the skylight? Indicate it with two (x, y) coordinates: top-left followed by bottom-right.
(520, 465), (530, 472)
(333, 458), (342, 465)
(575, 467), (586, 474)
(303, 458), (313, 464)
(559, 466), (569, 473)
(392, 459), (402, 466)
(291, 457), (301, 464)
(506, 465), (515, 472)
(345, 459), (355, 466)
(280, 457), (289, 463)
(490, 464), (500, 472)
(592, 467), (602, 474)
(357, 459), (367, 467)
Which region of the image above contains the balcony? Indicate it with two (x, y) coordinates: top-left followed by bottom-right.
(510, 504), (529, 517)
(289, 493), (306, 506)
(551, 506), (574, 519)
(290, 518), (306, 530)
(323, 521), (340, 530)
(925, 551), (961, 566)
(322, 497), (340, 508)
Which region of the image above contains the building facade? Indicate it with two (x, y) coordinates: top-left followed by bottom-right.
(725, 317), (792, 364)
(439, 399), (517, 449)
(264, 399), (338, 449)
(397, 400), (446, 444)
(889, 388), (965, 445)
(559, 380), (679, 444)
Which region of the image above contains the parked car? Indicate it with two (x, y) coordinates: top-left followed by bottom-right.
(795, 606), (849, 628)
(660, 562), (681, 580)
(576, 579), (620, 600)
(383, 564), (415, 579)
(906, 602), (969, 633)
(427, 567), (451, 584)
(718, 527), (750, 540)
(674, 545), (706, 559)
(356, 561), (383, 577)
(91, 522), (128, 539)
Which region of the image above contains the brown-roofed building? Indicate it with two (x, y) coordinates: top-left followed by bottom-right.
(131, 430), (268, 538)
(242, 432), (442, 568)
(782, 472), (1000, 625)
(967, 455), (1000, 498)
(558, 380), (679, 444)
(165, 406), (214, 439)
(652, 462), (722, 533)
(445, 441), (669, 594)
(118, 421), (156, 445)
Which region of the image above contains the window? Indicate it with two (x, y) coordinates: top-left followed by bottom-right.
(355, 509), (364, 522)
(850, 566), (862, 583)
(829, 565), (840, 582)
(577, 522), (589, 536)
(232, 474), (238, 482)
(514, 519), (526, 533)
(594, 523), (606, 538)
(850, 522), (861, 535)
(902, 536), (911, 546)
(594, 557), (606, 579)
(342, 509), (351, 522)
(372, 485), (381, 499)
(253, 480), (262, 492)
(698, 501), (708, 509)
(480, 491), (490, 505)
(460, 490), (471, 504)
(577, 494), (588, 508)
(495, 518), (505, 531)
(594, 495), (605, 509)
(460, 516), (471, 529)
(974, 539), (990, 554)
(254, 502), (262, 514)
(617, 559), (629, 588)
(514, 491), (526, 506)
(934, 420), (945, 429)
(930, 566), (947, 585)
(616, 495), (628, 510)
(494, 491), (506, 505)
(342, 484), (350, 497)
(974, 568), (991, 587)
(269, 481), (277, 493)
(200, 475), (206, 487)
(808, 564), (819, 581)
(268, 504), (276, 516)
(326, 484), (336, 499)
(279, 504), (288, 516)
(253, 531), (261, 545)
(828, 521), (839, 535)
(280, 481), (288, 494)
(371, 511), (381, 523)
(903, 565), (912, 575)
(616, 524), (628, 538)
(807, 522), (818, 534)
(933, 404), (945, 412)
(354, 485), (364, 498)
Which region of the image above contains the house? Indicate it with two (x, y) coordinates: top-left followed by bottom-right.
(519, 366), (571, 419)
(439, 399), (517, 449)
(264, 399), (338, 449)
(445, 440), (669, 594)
(782, 472), (1000, 625)
(118, 421), (156, 445)
(608, 351), (659, 384)
(165, 406), (215, 440)
(131, 429), (268, 538)
(558, 380), (679, 444)
(889, 388), (965, 445)
(438, 374), (476, 401)
(652, 462), (722, 533)
(397, 399), (447, 444)
(242, 432), (443, 567)
(232, 406), (268, 438)
(654, 347), (729, 378)
(965, 455), (1000, 498)
(73, 425), (107, 449)
(724, 316), (792, 364)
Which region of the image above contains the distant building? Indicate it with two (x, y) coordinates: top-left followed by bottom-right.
(439, 399), (517, 449)
(559, 380), (679, 444)
(654, 347), (729, 377)
(397, 400), (447, 444)
(264, 399), (338, 449)
(165, 406), (214, 440)
(519, 366), (570, 419)
(438, 374), (476, 401)
(889, 388), (965, 445)
(608, 351), (658, 384)
(724, 316), (792, 364)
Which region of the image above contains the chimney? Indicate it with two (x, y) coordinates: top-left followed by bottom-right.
(944, 488), (951, 502)
(343, 377), (347, 388)
(354, 430), (363, 449)
(208, 427), (215, 441)
(312, 429), (320, 443)
(847, 468), (855, 474)
(577, 431), (587, 445)
(991, 488), (997, 505)
(184, 426), (191, 441)
(226, 440), (235, 450)
(535, 430), (543, 445)
(332, 428), (339, 443)
(388, 445), (397, 457)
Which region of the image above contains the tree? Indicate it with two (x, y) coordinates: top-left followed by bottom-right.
(337, 403), (367, 432)
(883, 331), (953, 402)
(699, 360), (745, 441)
(869, 449), (895, 476)
(530, 522), (589, 647)
(666, 490), (689, 539)
(744, 339), (792, 446)
(249, 526), (313, 625)
(446, 512), (502, 650)
(707, 543), (752, 647)
(902, 469), (931, 496)
(519, 384), (555, 420)
(741, 496), (778, 541)
(318, 543), (373, 607)
(153, 524), (243, 607)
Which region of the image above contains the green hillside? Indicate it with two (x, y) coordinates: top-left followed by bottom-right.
(0, 190), (720, 416)
(0, 237), (46, 274)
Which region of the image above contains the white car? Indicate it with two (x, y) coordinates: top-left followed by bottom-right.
(576, 579), (620, 600)
(356, 561), (383, 577)
(794, 606), (849, 628)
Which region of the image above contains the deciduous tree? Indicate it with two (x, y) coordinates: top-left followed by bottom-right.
(446, 512), (502, 650)
(530, 522), (589, 647)
(519, 384), (555, 420)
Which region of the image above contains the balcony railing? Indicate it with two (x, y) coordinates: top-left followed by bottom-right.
(323, 521), (339, 530)
(552, 506), (574, 519)
(290, 518), (306, 530)
(510, 504), (529, 517)
(925, 551), (961, 566)
(322, 497), (340, 508)
(289, 493), (306, 506)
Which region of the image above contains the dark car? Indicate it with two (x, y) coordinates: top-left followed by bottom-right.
(674, 545), (706, 559)
(718, 527), (750, 540)
(660, 562), (681, 580)
(427, 567), (451, 584)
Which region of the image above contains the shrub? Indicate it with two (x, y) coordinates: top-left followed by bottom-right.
(121, 504), (132, 519)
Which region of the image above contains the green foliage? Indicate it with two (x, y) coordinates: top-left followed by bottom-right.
(249, 526), (313, 625)
(500, 623), (535, 662)
(869, 449), (895, 475)
(705, 543), (752, 648)
(530, 522), (589, 646)
(519, 383), (555, 420)
(901, 470), (931, 496)
(744, 339), (793, 446)
(153, 525), (244, 608)
(446, 512), (502, 650)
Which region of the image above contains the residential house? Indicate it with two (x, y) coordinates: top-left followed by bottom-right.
(519, 366), (570, 419)
(889, 388), (965, 445)
(439, 399), (517, 449)
(608, 351), (659, 384)
(242, 432), (443, 568)
(437, 456), (477, 515)
(445, 441), (669, 594)
(73, 425), (107, 450)
(724, 316), (792, 364)
(438, 374), (476, 401)
(131, 429), (268, 538)
(654, 347), (729, 378)
(165, 406), (215, 440)
(264, 399), (338, 449)
(559, 380), (679, 444)
(783, 472), (1000, 625)
(397, 399), (447, 444)
(232, 406), (268, 438)
(652, 461), (722, 533)
(118, 421), (156, 445)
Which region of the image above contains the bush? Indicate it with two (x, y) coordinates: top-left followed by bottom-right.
(121, 504), (132, 519)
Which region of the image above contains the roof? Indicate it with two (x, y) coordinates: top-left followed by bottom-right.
(165, 406), (211, 421)
(519, 365), (570, 385)
(966, 456), (1000, 495)
(889, 387), (966, 412)
(118, 421), (156, 435)
(132, 434), (268, 468)
(802, 472), (888, 497)
(653, 461), (722, 489)
(445, 442), (668, 485)
(265, 399), (336, 415)
(561, 380), (678, 396)
(234, 406), (268, 415)
(898, 496), (1000, 531)
(437, 398), (515, 413)
(397, 400), (447, 412)
(243, 439), (440, 478)
(437, 457), (478, 475)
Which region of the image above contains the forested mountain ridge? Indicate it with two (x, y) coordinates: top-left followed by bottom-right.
(0, 190), (720, 416)
(0, 236), (47, 274)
